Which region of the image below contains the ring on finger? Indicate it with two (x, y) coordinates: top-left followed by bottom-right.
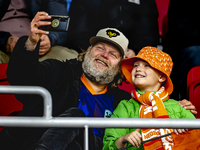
(34, 23), (38, 27)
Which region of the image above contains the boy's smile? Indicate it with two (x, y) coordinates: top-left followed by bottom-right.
(135, 73), (145, 78)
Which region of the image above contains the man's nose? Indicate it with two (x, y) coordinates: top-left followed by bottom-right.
(101, 51), (109, 59)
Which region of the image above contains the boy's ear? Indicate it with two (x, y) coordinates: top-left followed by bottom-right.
(159, 74), (167, 83)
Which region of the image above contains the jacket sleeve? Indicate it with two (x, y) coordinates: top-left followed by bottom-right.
(6, 36), (82, 117)
(178, 104), (196, 119)
(103, 99), (140, 150)
(165, 99), (196, 119)
(45, 0), (69, 46)
(6, 36), (71, 91)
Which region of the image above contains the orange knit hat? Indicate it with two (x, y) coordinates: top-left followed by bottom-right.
(121, 46), (173, 94)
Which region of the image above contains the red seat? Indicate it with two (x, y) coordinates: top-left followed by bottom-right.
(155, 0), (170, 41)
(187, 66), (200, 118)
(0, 63), (23, 131)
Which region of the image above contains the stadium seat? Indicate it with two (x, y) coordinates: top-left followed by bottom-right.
(0, 63), (23, 131)
(187, 66), (200, 118)
(155, 0), (170, 41)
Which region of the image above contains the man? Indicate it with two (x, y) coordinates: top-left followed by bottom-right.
(1, 12), (196, 150)
(0, 12), (131, 150)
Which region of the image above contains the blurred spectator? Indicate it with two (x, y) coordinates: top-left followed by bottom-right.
(163, 0), (200, 99)
(66, 0), (72, 13)
(66, 0), (159, 56)
(0, 0), (78, 63)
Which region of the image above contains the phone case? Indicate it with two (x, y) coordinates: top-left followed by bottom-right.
(39, 15), (70, 32)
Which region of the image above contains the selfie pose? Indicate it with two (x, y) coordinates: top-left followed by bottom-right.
(0, 12), (197, 150)
(0, 12), (131, 150)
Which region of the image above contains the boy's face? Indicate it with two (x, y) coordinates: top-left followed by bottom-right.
(131, 59), (166, 93)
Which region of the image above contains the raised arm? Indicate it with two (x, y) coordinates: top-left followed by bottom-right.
(6, 12), (67, 88)
(25, 12), (51, 51)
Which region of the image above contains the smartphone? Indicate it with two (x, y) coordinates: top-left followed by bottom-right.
(39, 15), (70, 32)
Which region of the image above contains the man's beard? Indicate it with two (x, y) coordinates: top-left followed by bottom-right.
(82, 50), (120, 85)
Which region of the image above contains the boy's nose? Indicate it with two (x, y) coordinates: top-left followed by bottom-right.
(136, 65), (143, 71)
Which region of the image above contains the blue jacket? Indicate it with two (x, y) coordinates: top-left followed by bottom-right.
(0, 0), (68, 53)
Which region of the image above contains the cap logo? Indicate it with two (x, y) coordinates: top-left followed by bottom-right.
(106, 29), (120, 38)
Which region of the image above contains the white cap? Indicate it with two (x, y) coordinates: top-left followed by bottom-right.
(89, 28), (129, 57)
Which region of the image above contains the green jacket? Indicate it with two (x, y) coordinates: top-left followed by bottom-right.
(103, 98), (196, 150)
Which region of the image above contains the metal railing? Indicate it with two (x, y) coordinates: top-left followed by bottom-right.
(0, 85), (200, 150)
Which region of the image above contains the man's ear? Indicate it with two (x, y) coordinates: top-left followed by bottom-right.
(159, 74), (167, 83)
(87, 46), (92, 51)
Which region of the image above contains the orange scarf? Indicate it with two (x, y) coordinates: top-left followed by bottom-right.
(131, 87), (174, 150)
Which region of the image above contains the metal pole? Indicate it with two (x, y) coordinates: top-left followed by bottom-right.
(84, 125), (89, 150)
(0, 85), (200, 149)
(0, 117), (199, 128)
(0, 86), (52, 119)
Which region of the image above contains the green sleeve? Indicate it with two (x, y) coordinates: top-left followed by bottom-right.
(103, 99), (141, 150)
(165, 99), (196, 119)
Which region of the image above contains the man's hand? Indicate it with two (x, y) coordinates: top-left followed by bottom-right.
(6, 36), (19, 53)
(25, 12), (51, 51)
(39, 35), (51, 55)
(178, 99), (197, 115)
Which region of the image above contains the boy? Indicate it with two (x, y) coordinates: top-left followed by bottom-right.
(103, 46), (196, 150)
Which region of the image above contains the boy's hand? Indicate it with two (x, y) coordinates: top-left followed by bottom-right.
(178, 99), (197, 115)
(116, 129), (141, 148)
(174, 129), (188, 135)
